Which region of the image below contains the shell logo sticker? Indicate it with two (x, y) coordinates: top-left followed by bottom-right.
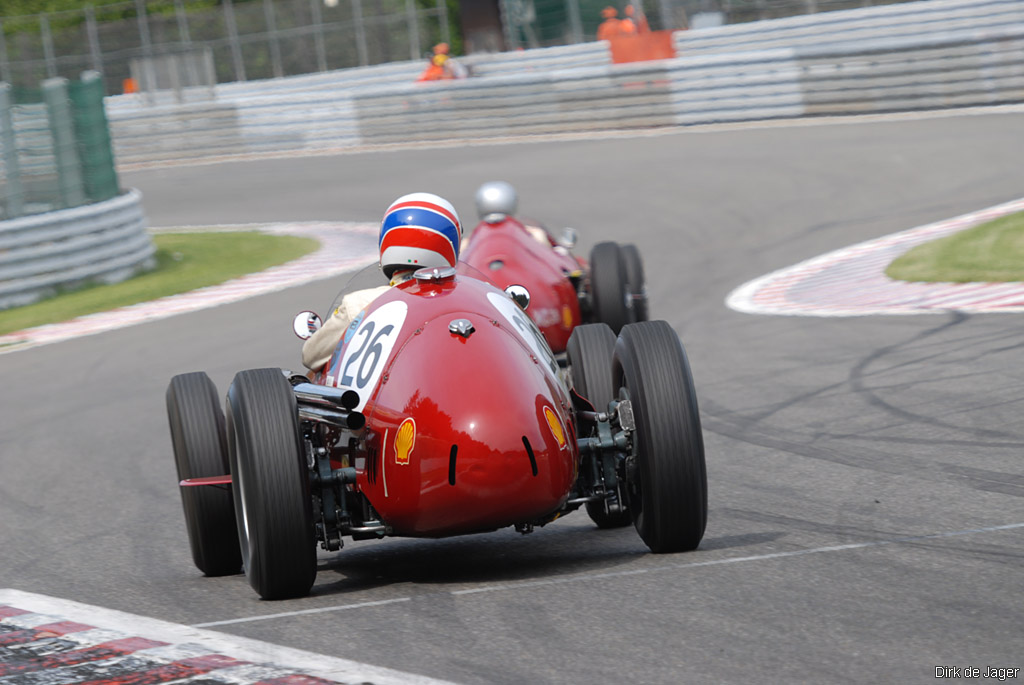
(395, 418), (416, 465)
(561, 305), (574, 330)
(544, 406), (566, 449)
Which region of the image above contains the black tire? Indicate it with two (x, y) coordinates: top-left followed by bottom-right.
(166, 372), (241, 577)
(566, 323), (616, 413)
(566, 324), (632, 529)
(227, 368), (316, 600)
(614, 321), (707, 552)
(622, 243), (648, 323)
(589, 241), (631, 334)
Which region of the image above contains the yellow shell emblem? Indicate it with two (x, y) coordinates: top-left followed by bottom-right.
(544, 406), (566, 449)
(395, 418), (416, 465)
(561, 304), (574, 330)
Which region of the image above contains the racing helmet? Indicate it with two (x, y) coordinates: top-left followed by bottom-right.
(379, 192), (462, 278)
(475, 181), (518, 224)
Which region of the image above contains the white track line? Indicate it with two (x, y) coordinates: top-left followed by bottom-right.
(0, 222), (378, 355)
(192, 597), (412, 628)
(727, 197), (1024, 316)
(196, 521), (1024, 626)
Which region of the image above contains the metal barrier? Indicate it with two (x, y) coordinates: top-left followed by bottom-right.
(674, 0), (1024, 56)
(0, 69), (150, 311)
(0, 188), (153, 310)
(1, 72), (121, 220)
(103, 0), (1024, 167)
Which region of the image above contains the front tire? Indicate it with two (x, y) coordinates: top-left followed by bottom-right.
(614, 321), (707, 552)
(227, 368), (316, 599)
(166, 372), (241, 577)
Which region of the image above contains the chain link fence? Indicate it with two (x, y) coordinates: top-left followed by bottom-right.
(1, 71), (120, 220)
(1, 0), (919, 97)
(0, 0), (452, 97)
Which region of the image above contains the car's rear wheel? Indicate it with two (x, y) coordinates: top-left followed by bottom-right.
(166, 372), (241, 577)
(227, 368), (316, 599)
(589, 241), (631, 334)
(566, 324), (632, 529)
(614, 321), (707, 552)
(622, 243), (648, 323)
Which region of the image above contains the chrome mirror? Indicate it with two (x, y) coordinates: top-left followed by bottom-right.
(292, 311), (322, 340)
(505, 284), (530, 311)
(559, 227), (578, 249)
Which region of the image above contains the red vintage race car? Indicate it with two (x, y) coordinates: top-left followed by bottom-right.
(167, 263), (706, 600)
(460, 182), (649, 354)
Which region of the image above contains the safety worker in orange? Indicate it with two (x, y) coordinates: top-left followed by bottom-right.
(417, 42), (467, 82)
(624, 4), (649, 33)
(618, 6), (638, 35)
(597, 6), (622, 41)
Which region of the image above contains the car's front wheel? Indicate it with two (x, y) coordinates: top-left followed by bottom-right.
(227, 368), (316, 599)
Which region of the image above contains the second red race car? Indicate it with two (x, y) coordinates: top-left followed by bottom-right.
(461, 181), (648, 355)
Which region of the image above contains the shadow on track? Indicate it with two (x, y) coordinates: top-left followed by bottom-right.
(305, 521), (784, 596)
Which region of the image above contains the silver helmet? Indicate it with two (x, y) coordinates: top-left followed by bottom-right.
(475, 181), (518, 223)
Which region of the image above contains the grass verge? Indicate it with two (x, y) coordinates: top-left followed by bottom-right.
(0, 231), (318, 336)
(887, 210), (1024, 283)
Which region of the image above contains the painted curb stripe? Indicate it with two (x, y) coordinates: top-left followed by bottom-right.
(0, 590), (458, 685)
(0, 222), (379, 355)
(726, 196), (1024, 317)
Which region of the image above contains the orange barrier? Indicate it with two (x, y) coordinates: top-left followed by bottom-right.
(608, 31), (676, 64)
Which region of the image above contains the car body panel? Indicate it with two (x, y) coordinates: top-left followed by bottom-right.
(461, 217), (584, 354)
(318, 270), (577, 537)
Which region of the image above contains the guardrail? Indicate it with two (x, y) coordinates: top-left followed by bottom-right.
(0, 189), (153, 310)
(101, 0), (1022, 166)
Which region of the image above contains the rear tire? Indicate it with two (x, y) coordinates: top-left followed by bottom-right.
(622, 244), (648, 323)
(614, 321), (707, 552)
(166, 372), (241, 577)
(589, 242), (631, 334)
(566, 324), (632, 529)
(227, 368), (316, 599)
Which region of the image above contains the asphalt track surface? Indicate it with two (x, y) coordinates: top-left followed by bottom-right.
(2, 110), (1023, 684)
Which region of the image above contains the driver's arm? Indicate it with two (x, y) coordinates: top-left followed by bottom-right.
(301, 286), (389, 371)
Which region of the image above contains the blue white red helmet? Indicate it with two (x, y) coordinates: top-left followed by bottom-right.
(379, 192), (462, 278)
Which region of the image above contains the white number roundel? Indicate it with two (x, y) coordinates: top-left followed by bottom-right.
(327, 300), (408, 411)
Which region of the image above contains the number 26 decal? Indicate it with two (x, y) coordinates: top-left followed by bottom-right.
(340, 321), (394, 388)
(331, 300), (408, 411)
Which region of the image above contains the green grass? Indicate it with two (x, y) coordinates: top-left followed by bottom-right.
(0, 231), (318, 336)
(886, 210), (1024, 283)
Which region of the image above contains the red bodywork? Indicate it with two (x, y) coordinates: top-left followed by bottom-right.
(317, 270), (578, 538)
(461, 217), (584, 354)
